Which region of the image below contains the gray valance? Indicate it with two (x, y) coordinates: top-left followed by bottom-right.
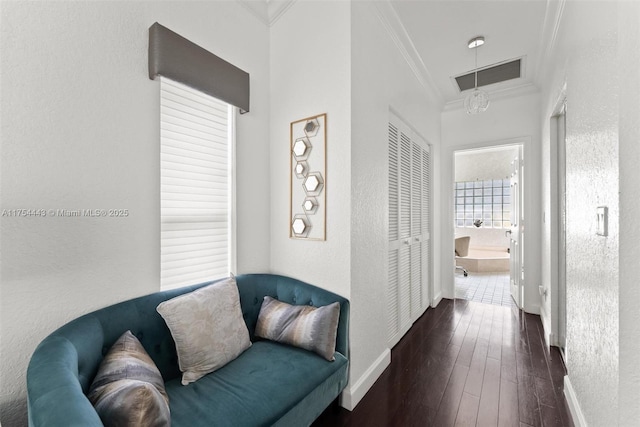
(148, 22), (250, 113)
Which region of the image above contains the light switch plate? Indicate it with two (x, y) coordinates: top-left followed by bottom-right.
(596, 206), (608, 236)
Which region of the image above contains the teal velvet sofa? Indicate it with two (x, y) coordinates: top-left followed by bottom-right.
(27, 274), (349, 426)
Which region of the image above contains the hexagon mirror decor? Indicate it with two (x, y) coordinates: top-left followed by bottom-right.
(303, 172), (324, 196)
(304, 118), (320, 138)
(292, 137), (311, 160)
(291, 214), (311, 238)
(290, 113), (326, 240)
(302, 197), (318, 214)
(294, 161), (309, 179)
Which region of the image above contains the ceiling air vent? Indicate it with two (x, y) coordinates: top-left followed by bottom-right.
(456, 59), (521, 92)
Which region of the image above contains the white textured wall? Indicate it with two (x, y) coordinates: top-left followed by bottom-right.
(269, 1), (442, 409)
(539, 2), (622, 425)
(454, 147), (518, 182)
(269, 1), (351, 298)
(441, 92), (541, 313)
(349, 0), (441, 404)
(0, 2), (270, 425)
(618, 2), (640, 424)
(269, 0), (354, 404)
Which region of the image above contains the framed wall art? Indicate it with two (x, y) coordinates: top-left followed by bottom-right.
(290, 113), (326, 240)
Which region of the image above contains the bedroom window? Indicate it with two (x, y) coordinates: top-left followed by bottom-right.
(160, 77), (235, 291)
(454, 179), (511, 229)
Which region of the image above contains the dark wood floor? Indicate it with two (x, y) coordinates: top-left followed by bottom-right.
(313, 298), (573, 427)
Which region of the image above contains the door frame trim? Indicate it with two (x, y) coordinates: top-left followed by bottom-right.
(549, 88), (568, 354)
(444, 136), (533, 310)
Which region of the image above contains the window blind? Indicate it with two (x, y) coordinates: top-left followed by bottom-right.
(160, 77), (233, 290)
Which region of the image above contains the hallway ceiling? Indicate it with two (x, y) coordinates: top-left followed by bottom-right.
(389, 0), (550, 107)
(241, 0), (558, 108)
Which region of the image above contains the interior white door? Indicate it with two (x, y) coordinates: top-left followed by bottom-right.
(509, 148), (524, 308)
(410, 143), (423, 322)
(398, 132), (413, 336)
(387, 113), (431, 348)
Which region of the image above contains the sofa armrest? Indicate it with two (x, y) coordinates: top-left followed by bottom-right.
(27, 336), (103, 427)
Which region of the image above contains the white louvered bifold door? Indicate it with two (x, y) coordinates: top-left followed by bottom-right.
(388, 113), (432, 347)
(410, 142), (424, 322)
(388, 122), (401, 344)
(422, 146), (431, 310)
(398, 131), (413, 339)
(160, 77), (233, 290)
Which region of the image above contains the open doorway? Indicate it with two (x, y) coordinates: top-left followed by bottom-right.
(453, 144), (524, 307)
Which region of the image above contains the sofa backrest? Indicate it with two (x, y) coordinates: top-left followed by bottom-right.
(235, 274), (350, 360)
(27, 274), (349, 410)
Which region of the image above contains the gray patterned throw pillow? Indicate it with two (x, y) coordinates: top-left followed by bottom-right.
(156, 277), (251, 385)
(88, 330), (170, 427)
(255, 296), (340, 361)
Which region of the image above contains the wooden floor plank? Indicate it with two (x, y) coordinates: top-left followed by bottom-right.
(313, 299), (572, 427)
(477, 304), (494, 341)
(539, 404), (565, 427)
(517, 374), (542, 427)
(450, 302), (475, 347)
(432, 363), (470, 426)
(501, 345), (518, 384)
(498, 378), (519, 427)
(476, 357), (501, 426)
(454, 392), (480, 427)
(464, 303), (485, 340)
(463, 337), (489, 397)
(524, 314), (551, 379)
(488, 309), (504, 361)
(534, 376), (557, 408)
(516, 348), (534, 379)
(457, 335), (477, 368)
(422, 343), (463, 411)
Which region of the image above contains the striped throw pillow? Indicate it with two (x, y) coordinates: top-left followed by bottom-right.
(255, 296), (340, 361)
(88, 330), (170, 427)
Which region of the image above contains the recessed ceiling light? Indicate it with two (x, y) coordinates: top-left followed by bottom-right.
(468, 36), (485, 49)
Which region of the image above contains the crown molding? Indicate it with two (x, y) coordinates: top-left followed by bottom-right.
(534, 0), (566, 86)
(236, 0), (296, 27)
(237, 0), (270, 26)
(268, 0), (296, 26)
(372, 1), (444, 106)
(443, 82), (540, 113)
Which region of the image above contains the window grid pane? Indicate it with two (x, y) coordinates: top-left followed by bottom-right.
(453, 179), (511, 229)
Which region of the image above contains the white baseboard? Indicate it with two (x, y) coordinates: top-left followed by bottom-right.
(523, 301), (541, 315)
(564, 375), (587, 427)
(431, 291), (443, 308)
(340, 349), (391, 410)
(540, 305), (552, 348)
